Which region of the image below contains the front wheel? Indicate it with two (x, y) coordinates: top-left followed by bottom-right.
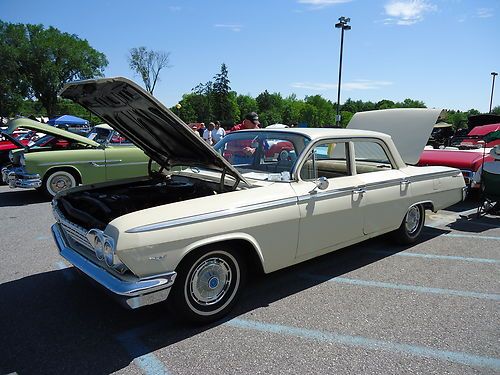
(170, 246), (246, 324)
(42, 170), (77, 197)
(391, 204), (425, 244)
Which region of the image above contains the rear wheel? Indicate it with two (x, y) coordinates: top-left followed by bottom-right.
(392, 204), (425, 244)
(170, 245), (246, 324)
(42, 170), (78, 197)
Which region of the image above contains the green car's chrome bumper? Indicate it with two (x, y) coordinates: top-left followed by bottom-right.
(1, 166), (41, 189)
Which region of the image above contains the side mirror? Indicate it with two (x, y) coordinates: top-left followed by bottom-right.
(310, 176), (329, 193)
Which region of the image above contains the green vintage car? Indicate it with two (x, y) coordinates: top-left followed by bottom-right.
(1, 118), (150, 196)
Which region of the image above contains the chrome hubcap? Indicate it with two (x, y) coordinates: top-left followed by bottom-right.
(189, 257), (232, 306)
(50, 175), (72, 193)
(405, 206), (421, 234)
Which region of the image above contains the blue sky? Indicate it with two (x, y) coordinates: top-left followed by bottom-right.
(1, 0), (499, 113)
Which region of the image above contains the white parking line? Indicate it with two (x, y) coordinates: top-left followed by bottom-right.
(115, 330), (170, 375)
(226, 318), (500, 371)
(370, 250), (499, 264)
(302, 275), (500, 301)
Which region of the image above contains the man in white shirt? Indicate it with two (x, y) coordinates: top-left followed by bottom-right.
(212, 121), (226, 144)
(203, 122), (216, 145)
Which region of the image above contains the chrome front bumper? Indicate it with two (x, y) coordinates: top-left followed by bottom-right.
(1, 166), (41, 189)
(51, 223), (177, 309)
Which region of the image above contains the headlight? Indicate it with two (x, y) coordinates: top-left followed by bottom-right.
(87, 229), (127, 273)
(93, 234), (104, 260)
(19, 154), (25, 166)
(103, 239), (114, 267)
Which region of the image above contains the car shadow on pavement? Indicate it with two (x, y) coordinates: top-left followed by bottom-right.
(0, 230), (447, 375)
(447, 214), (500, 233)
(0, 189), (49, 207)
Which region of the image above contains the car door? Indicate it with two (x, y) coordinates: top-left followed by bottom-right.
(350, 139), (412, 235)
(103, 132), (149, 181)
(291, 139), (365, 259)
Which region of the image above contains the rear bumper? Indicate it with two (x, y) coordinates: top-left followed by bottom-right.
(1, 166), (41, 189)
(51, 223), (177, 309)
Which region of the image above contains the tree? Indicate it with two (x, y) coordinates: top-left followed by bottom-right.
(0, 22), (29, 120)
(1, 22), (106, 119)
(212, 63), (237, 122)
(236, 94), (258, 122)
(20, 23), (107, 118)
(128, 46), (171, 94)
(492, 106), (500, 115)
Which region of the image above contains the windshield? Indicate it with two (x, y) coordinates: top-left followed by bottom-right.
(87, 127), (112, 144)
(28, 134), (54, 147)
(214, 131), (309, 181)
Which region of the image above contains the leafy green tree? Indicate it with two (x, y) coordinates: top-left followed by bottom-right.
(128, 46), (170, 94)
(15, 23), (108, 118)
(492, 106), (500, 115)
(466, 108), (480, 117)
(398, 98), (426, 108)
(0, 22), (29, 119)
(191, 81), (214, 121)
(445, 110), (467, 129)
(305, 95), (336, 127)
(376, 99), (395, 109)
(340, 111), (353, 127)
(212, 63), (238, 123)
(236, 94), (258, 122)
(282, 94), (304, 125)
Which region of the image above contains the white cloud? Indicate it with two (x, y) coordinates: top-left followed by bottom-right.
(291, 80), (393, 91)
(297, 0), (352, 10)
(476, 8), (494, 18)
(214, 24), (242, 32)
(384, 0), (437, 25)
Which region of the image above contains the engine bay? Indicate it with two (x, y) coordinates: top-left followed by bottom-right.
(57, 175), (223, 230)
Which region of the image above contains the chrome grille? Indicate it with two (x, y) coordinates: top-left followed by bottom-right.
(53, 203), (93, 251)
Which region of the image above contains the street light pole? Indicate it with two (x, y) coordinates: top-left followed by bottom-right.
(335, 16), (351, 127)
(489, 72), (498, 113)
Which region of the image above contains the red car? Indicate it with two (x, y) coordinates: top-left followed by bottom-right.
(418, 148), (493, 187)
(0, 132), (35, 168)
(419, 123), (500, 188)
(457, 124), (500, 148)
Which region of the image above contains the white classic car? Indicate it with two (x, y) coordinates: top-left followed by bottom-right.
(51, 77), (466, 323)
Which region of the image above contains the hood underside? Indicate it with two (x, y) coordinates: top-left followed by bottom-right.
(60, 77), (245, 184)
(347, 108), (443, 165)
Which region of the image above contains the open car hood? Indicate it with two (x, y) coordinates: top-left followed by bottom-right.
(347, 108), (443, 165)
(6, 118), (99, 147)
(60, 77), (247, 186)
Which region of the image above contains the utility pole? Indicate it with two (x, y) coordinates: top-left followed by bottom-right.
(335, 16), (351, 127)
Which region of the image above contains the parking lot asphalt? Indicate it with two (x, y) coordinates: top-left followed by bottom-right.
(0, 185), (498, 375)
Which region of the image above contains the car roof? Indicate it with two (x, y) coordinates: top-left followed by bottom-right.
(237, 127), (392, 141)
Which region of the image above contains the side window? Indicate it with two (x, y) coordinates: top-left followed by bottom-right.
(300, 141), (349, 180)
(352, 140), (393, 174)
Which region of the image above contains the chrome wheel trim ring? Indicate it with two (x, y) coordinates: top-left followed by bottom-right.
(48, 172), (75, 195)
(405, 206), (421, 235)
(184, 251), (240, 316)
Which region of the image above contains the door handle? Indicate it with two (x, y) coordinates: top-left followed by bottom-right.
(352, 188), (366, 195)
(89, 161), (104, 167)
(400, 179), (411, 186)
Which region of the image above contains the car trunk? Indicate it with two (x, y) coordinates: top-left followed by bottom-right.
(56, 174), (233, 230)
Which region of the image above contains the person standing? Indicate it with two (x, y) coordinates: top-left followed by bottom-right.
(203, 122), (216, 145)
(229, 112), (260, 132)
(212, 120), (226, 143)
(197, 122), (206, 138)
